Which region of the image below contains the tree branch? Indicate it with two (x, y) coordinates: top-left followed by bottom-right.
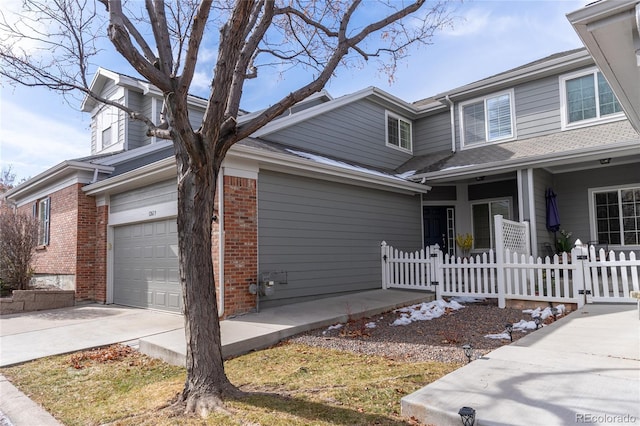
(145, 0), (174, 74)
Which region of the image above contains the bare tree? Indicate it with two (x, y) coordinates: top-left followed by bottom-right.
(0, 0), (454, 415)
(0, 210), (39, 291)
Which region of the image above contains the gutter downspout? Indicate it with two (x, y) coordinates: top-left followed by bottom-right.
(217, 167), (225, 318)
(444, 95), (456, 152)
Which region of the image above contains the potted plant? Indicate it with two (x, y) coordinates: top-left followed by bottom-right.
(456, 233), (473, 258)
(556, 229), (573, 253)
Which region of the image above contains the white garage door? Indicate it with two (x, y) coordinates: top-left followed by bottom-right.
(113, 219), (182, 313)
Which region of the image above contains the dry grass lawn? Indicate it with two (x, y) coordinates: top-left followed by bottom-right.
(1, 342), (459, 425)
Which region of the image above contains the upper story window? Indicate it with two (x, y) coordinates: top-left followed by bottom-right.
(33, 197), (51, 246)
(385, 111), (412, 153)
(97, 105), (118, 150)
(560, 69), (624, 129)
(459, 89), (515, 147)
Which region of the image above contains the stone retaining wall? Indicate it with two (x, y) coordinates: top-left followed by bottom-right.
(0, 290), (75, 315)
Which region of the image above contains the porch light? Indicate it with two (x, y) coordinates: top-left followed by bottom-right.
(533, 316), (542, 329)
(458, 406), (476, 426)
(505, 323), (513, 341)
(462, 343), (473, 363)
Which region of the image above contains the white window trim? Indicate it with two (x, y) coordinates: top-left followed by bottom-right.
(385, 110), (413, 154)
(36, 197), (51, 246)
(459, 89), (516, 149)
(559, 67), (626, 131)
(588, 183), (640, 249)
(96, 105), (119, 150)
(470, 197), (513, 250)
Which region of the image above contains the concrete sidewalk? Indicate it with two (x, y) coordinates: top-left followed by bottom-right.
(140, 288), (434, 365)
(402, 303), (640, 426)
(0, 289), (431, 426)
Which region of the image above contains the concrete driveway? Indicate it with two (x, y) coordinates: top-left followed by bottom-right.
(0, 304), (184, 367)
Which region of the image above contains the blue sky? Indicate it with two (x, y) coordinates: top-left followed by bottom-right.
(0, 0), (588, 181)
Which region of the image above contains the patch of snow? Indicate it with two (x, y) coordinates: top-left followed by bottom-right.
(391, 299), (464, 326)
(523, 304), (566, 321)
(286, 149), (407, 182)
(395, 170), (416, 179)
(485, 332), (511, 340)
(484, 304), (567, 340)
(365, 322), (377, 329)
(322, 323), (343, 335)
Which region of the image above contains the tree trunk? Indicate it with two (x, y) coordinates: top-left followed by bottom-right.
(174, 134), (241, 416)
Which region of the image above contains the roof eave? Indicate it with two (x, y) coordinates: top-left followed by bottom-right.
(5, 161), (115, 201)
(411, 140), (640, 182)
(433, 50), (592, 102)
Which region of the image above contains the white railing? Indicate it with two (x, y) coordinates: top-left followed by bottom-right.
(381, 241), (640, 308)
(380, 242), (437, 291)
(582, 247), (640, 303)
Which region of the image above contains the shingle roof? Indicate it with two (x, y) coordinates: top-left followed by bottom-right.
(398, 120), (640, 175)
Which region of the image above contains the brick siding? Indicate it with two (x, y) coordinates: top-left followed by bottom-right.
(220, 175), (258, 317)
(18, 184), (101, 302)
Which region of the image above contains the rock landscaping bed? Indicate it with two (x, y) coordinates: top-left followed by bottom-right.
(289, 298), (566, 364)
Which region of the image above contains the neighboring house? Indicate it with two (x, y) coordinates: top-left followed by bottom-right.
(5, 47), (640, 317)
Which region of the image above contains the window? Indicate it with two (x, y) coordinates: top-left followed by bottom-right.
(33, 198), (51, 246)
(561, 69), (623, 128)
(593, 186), (640, 246)
(471, 199), (510, 249)
(97, 106), (118, 150)
(386, 112), (412, 152)
(460, 90), (515, 146)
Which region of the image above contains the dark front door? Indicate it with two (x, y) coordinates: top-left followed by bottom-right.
(423, 206), (451, 254)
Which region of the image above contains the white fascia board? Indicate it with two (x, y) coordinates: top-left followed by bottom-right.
(229, 144), (430, 194)
(83, 157), (176, 196)
(412, 139), (640, 182)
(5, 161), (114, 204)
(81, 68), (141, 111)
(84, 143), (429, 196)
(433, 50), (592, 102)
(251, 87), (421, 138)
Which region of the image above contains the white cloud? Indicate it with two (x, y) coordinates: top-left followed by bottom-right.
(190, 70), (212, 95)
(441, 7), (491, 37)
(0, 98), (89, 180)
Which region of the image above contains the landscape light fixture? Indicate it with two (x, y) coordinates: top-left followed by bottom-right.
(551, 307), (558, 321)
(458, 406), (476, 426)
(505, 323), (513, 341)
(533, 316), (542, 329)
(462, 343), (473, 363)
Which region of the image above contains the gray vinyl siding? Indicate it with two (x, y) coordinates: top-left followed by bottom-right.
(413, 111), (452, 156)
(514, 75), (561, 139)
(189, 108), (204, 130)
(258, 170), (422, 308)
(553, 163), (639, 252)
(110, 179), (177, 213)
(126, 92), (151, 150)
(533, 169), (555, 255)
(261, 99), (412, 170)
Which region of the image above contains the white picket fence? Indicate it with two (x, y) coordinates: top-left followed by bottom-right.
(380, 242), (640, 308)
